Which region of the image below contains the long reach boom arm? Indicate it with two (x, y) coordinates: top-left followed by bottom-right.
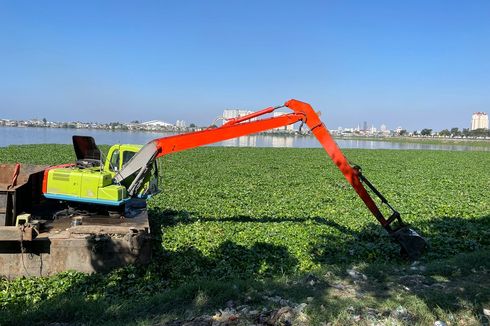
(116, 99), (427, 259)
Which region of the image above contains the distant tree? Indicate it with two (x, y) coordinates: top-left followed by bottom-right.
(42, 118), (47, 125)
(462, 128), (470, 137)
(131, 120), (140, 124)
(470, 128), (490, 137)
(189, 123), (196, 128)
(450, 127), (461, 137)
(413, 130), (419, 136)
(420, 128), (432, 136)
(399, 129), (408, 136)
(439, 129), (451, 137)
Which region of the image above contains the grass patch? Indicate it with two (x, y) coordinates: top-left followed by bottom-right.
(0, 145), (489, 325)
(2, 251), (490, 325)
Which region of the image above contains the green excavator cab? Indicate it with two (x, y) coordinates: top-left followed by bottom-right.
(43, 136), (159, 206)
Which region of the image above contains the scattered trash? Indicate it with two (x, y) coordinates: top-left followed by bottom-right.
(391, 305), (411, 322)
(212, 308), (239, 324)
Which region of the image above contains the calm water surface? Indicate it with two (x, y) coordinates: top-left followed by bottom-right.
(1, 127), (488, 151)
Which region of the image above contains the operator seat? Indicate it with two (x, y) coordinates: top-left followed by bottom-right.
(72, 135), (103, 168)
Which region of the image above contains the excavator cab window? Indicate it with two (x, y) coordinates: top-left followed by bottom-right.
(122, 151), (136, 167)
(110, 150), (120, 171)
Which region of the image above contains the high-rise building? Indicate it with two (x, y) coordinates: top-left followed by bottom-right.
(272, 111), (294, 131)
(222, 109), (254, 124)
(175, 120), (187, 128)
(471, 112), (488, 130)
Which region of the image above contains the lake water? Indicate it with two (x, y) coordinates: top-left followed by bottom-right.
(0, 126), (488, 151)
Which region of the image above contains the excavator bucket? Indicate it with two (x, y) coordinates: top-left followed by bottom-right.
(391, 226), (427, 260)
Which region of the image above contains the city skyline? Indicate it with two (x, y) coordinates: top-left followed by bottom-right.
(0, 102), (486, 132)
(1, 109), (487, 133)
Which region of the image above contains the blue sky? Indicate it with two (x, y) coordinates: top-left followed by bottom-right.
(0, 0), (489, 131)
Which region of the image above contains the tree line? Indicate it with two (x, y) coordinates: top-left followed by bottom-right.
(412, 127), (490, 137)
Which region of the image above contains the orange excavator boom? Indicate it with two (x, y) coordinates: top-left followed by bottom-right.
(116, 99), (427, 259)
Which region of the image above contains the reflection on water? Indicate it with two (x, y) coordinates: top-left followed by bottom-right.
(220, 135), (294, 148)
(272, 136), (293, 148)
(0, 126), (175, 147)
(214, 134), (489, 151)
(220, 135), (257, 147)
(0, 127), (489, 151)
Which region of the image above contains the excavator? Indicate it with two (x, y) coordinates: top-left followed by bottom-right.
(44, 99), (426, 258)
(0, 99), (426, 275)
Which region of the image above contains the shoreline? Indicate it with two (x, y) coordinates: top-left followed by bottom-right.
(1, 126), (490, 149)
(336, 135), (490, 147)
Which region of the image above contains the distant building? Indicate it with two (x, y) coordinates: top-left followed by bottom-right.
(363, 121), (368, 131)
(471, 112), (488, 130)
(176, 120), (187, 128)
(272, 111), (294, 131)
(141, 120), (174, 128)
(380, 124), (387, 132)
(222, 109), (254, 124)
